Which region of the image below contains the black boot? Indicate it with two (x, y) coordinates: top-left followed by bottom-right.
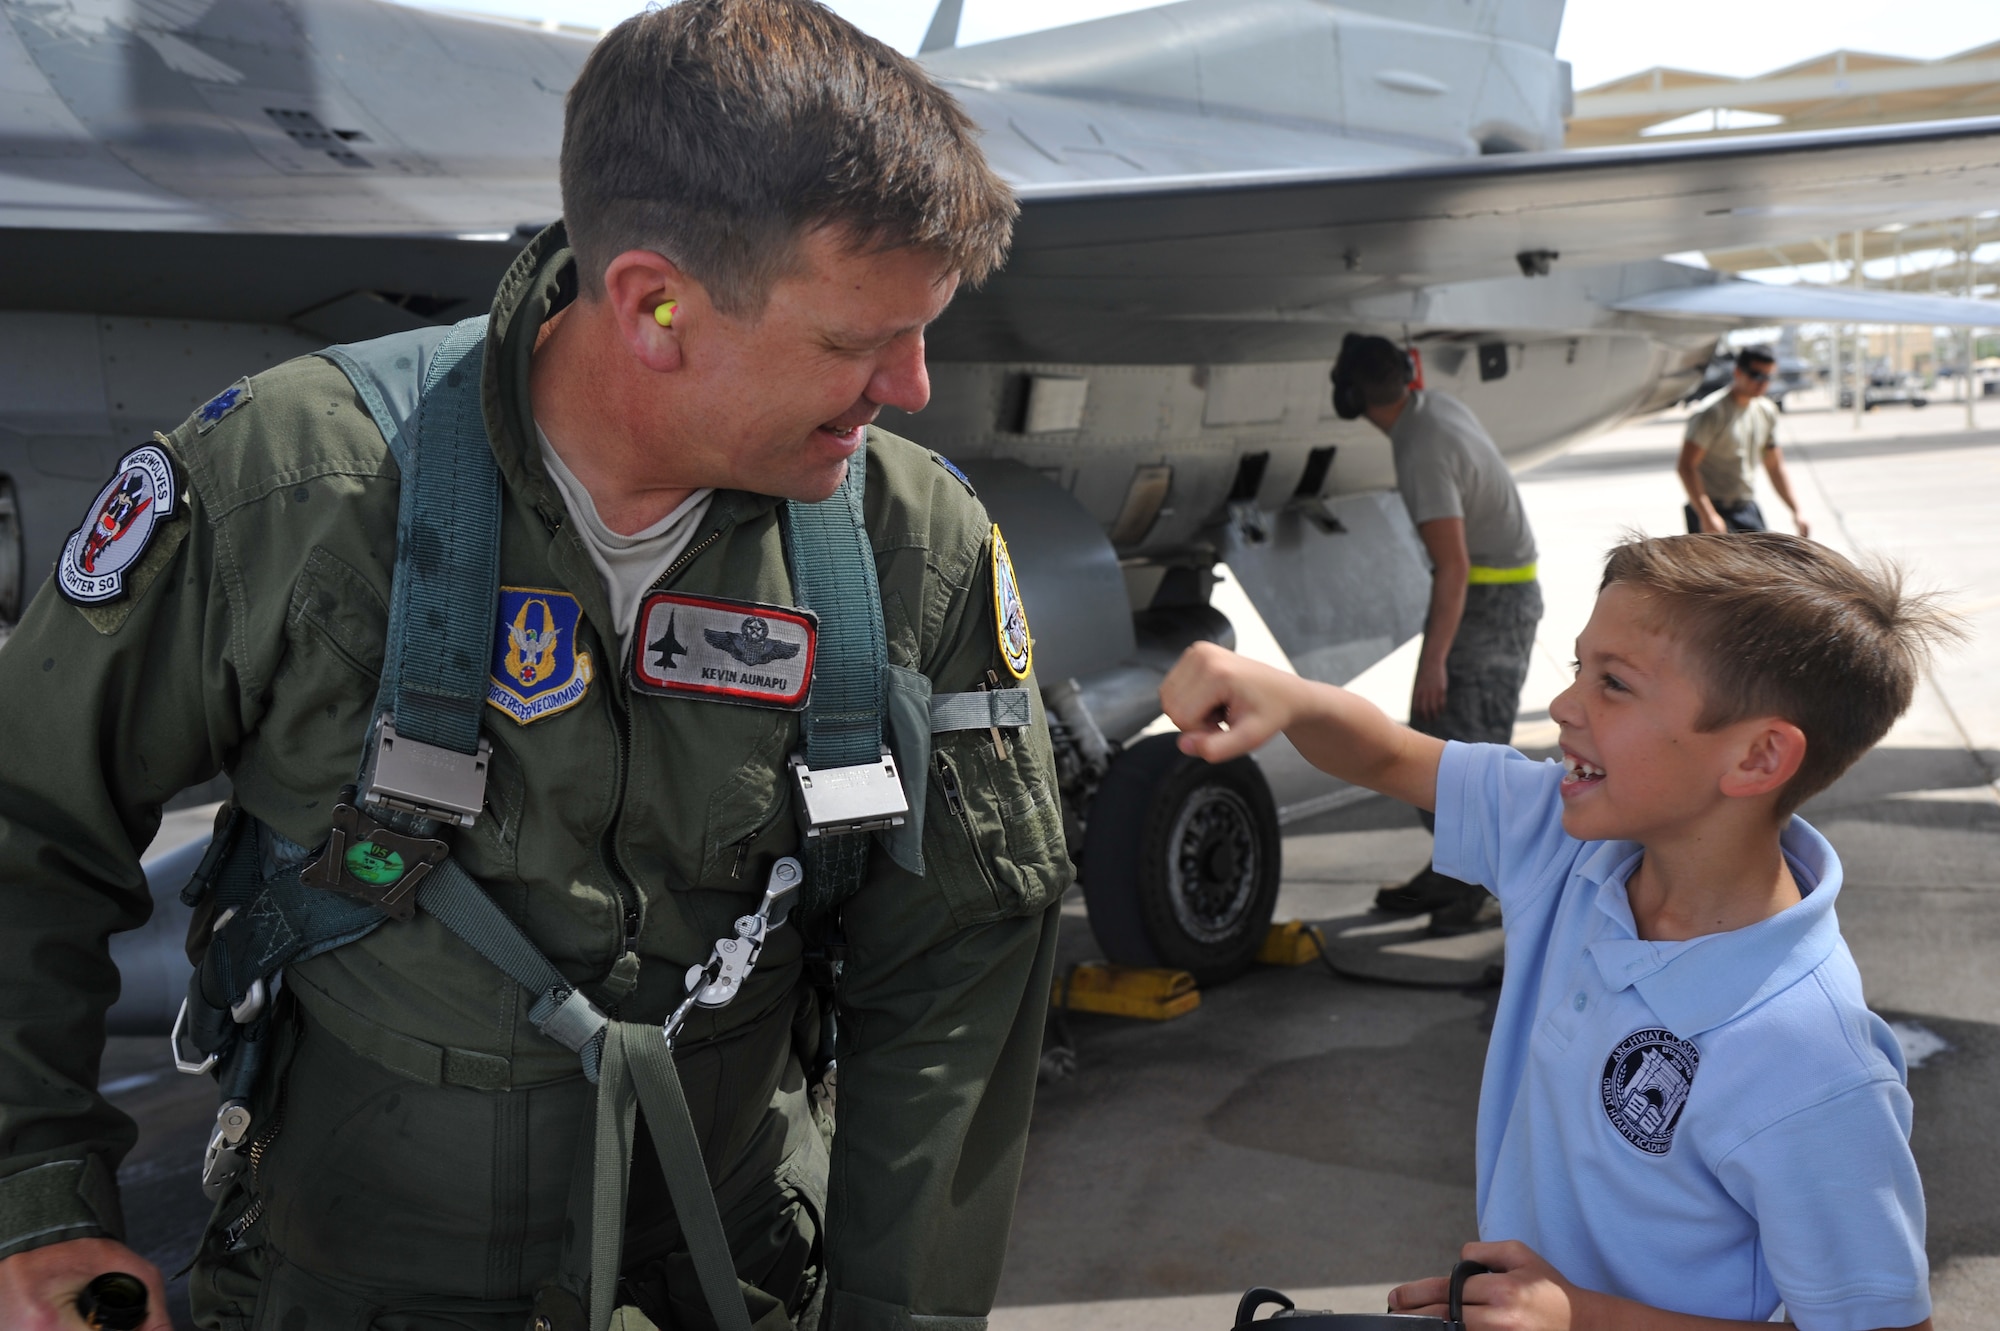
(1425, 879), (1502, 937)
(1373, 867), (1464, 916)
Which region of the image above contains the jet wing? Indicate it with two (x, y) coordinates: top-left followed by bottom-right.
(1610, 280), (1997, 327)
(937, 115), (2000, 359)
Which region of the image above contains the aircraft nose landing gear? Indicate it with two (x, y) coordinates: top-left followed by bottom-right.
(1081, 733), (1281, 985)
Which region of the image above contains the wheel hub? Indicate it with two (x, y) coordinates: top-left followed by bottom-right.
(1166, 786), (1260, 945)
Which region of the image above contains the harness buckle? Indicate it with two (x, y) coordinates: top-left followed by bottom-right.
(200, 1099), (255, 1200)
(789, 750), (908, 839)
(357, 715), (490, 829)
(300, 801), (451, 922)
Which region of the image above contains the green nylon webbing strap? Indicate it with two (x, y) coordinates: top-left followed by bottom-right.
(784, 444), (886, 914)
(786, 444), (885, 769)
(585, 1022), (754, 1331)
(374, 316), (503, 756)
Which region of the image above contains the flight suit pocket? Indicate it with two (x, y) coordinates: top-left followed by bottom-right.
(286, 545), (388, 682)
(924, 722), (1067, 927)
(696, 712), (798, 887)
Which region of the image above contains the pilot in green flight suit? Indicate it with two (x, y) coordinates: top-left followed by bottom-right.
(0, 3), (1068, 1329)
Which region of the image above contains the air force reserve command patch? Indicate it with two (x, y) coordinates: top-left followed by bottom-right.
(631, 592), (817, 709)
(57, 443), (182, 605)
(991, 525), (1033, 679)
(1601, 1028), (1701, 1155)
(487, 588), (593, 724)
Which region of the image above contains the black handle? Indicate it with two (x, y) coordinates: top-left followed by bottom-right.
(1447, 1261), (1490, 1328)
(1234, 1287), (1295, 1325)
(76, 1272), (149, 1331)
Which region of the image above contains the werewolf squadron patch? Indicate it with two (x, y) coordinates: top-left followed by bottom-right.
(629, 592), (817, 709)
(1601, 1028), (1701, 1155)
(57, 444), (182, 605)
(487, 588), (593, 725)
(991, 525), (1033, 680)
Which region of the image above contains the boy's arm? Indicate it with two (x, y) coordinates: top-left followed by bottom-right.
(1390, 1240), (1932, 1331)
(1161, 643), (1444, 809)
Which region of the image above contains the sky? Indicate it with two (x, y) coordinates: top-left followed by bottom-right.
(407, 0), (2000, 90)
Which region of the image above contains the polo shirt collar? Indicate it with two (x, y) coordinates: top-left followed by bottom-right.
(1578, 818), (1843, 1039)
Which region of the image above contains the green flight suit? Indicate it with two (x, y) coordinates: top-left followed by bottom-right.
(0, 225), (1070, 1331)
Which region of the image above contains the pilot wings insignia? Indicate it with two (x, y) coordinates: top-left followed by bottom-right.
(704, 616), (801, 668)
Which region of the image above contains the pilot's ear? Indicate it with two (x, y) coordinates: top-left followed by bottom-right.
(601, 249), (693, 374)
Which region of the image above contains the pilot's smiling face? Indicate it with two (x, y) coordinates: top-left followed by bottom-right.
(679, 227), (959, 502)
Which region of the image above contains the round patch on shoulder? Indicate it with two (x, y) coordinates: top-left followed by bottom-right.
(57, 444), (181, 605)
(1601, 1027), (1701, 1155)
(991, 525), (1033, 680)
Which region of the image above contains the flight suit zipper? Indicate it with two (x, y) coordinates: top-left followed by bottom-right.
(599, 523), (731, 956)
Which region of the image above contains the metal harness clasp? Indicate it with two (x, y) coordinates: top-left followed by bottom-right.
(664, 858), (802, 1047)
(789, 749), (908, 839)
(356, 714), (491, 829)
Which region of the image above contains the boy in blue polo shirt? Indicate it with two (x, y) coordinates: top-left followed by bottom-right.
(1161, 533), (1952, 1331)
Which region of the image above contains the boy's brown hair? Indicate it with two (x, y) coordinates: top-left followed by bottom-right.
(1601, 532), (1959, 816)
(560, 0), (1017, 314)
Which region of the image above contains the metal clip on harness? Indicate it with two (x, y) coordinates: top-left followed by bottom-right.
(789, 750), (908, 839)
(665, 857), (802, 1047)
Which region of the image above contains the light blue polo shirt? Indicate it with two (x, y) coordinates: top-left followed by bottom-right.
(1433, 742), (1929, 1331)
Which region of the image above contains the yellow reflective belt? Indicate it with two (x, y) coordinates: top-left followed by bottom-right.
(1467, 562), (1537, 585)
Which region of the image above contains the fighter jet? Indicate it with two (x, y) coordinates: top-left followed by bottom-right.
(5, 0), (2000, 1009)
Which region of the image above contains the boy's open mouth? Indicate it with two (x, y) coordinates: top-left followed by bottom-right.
(1560, 749), (1606, 793)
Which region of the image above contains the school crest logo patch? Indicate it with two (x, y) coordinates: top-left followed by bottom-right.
(486, 588), (593, 725)
(57, 444), (181, 605)
(631, 592), (817, 709)
(1601, 1028), (1701, 1155)
(991, 525), (1033, 680)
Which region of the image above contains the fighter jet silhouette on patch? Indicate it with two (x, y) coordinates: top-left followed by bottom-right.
(706, 616), (800, 667)
(651, 611), (690, 672)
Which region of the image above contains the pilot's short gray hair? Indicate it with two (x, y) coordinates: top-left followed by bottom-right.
(560, 0), (1017, 314)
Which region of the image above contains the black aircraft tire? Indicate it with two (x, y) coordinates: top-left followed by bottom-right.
(1080, 734), (1282, 986)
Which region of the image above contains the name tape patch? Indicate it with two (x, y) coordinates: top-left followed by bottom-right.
(1601, 1027), (1701, 1155)
(487, 587), (594, 724)
(631, 592), (817, 710)
(57, 444), (181, 605)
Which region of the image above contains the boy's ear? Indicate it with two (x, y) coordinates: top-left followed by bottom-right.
(1720, 719), (1807, 802)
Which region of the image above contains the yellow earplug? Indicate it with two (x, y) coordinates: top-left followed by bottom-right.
(654, 299), (678, 328)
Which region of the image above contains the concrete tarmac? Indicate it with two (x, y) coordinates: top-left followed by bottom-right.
(106, 391), (1999, 1328)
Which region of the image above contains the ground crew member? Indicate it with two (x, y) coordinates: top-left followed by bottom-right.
(1678, 345), (1812, 537)
(0, 3), (1070, 1329)
(1331, 335), (1541, 936)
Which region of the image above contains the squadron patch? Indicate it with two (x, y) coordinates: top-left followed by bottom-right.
(487, 588), (593, 725)
(1601, 1028), (1701, 1155)
(630, 592), (817, 709)
(991, 525), (1033, 680)
(195, 377), (253, 435)
(57, 444), (182, 605)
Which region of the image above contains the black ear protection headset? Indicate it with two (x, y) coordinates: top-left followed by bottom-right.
(1329, 333), (1415, 420)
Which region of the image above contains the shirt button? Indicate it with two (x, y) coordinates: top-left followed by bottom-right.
(1573, 992), (1588, 1011)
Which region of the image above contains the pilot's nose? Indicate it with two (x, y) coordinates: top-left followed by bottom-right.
(867, 332), (931, 414)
